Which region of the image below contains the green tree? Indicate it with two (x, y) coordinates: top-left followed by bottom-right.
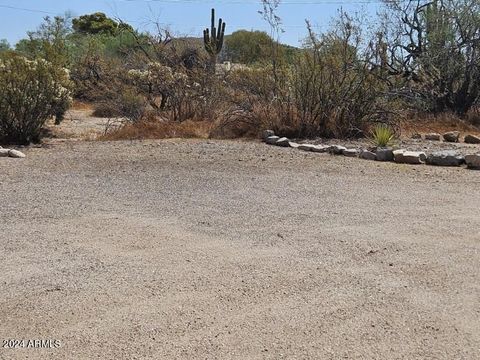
(225, 30), (274, 64)
(0, 39), (10, 52)
(15, 15), (72, 68)
(72, 13), (132, 36)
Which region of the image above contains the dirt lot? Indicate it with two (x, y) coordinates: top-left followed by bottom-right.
(1, 138), (479, 359)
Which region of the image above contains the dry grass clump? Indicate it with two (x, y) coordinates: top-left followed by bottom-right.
(100, 119), (213, 141)
(400, 111), (480, 136)
(71, 101), (93, 111)
(466, 107), (480, 127)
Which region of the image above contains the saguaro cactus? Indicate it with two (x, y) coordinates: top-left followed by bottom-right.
(203, 8), (226, 73)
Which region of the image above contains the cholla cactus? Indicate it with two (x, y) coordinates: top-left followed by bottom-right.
(0, 53), (72, 144)
(128, 62), (200, 118)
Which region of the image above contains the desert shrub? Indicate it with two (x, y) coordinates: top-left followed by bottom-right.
(118, 89), (147, 122)
(128, 62), (211, 122)
(291, 16), (387, 138)
(381, 0), (480, 115)
(92, 89), (146, 122)
(92, 102), (119, 118)
(0, 53), (72, 144)
(53, 94), (71, 125)
(466, 107), (480, 126)
(211, 65), (297, 138)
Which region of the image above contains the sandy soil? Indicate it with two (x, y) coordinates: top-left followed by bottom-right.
(44, 109), (115, 141)
(1, 137), (479, 359)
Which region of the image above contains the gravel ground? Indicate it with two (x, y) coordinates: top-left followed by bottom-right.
(1, 139), (479, 359)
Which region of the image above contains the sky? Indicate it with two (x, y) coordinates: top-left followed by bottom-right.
(0, 0), (380, 47)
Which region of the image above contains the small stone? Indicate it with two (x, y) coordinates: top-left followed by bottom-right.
(425, 133), (441, 141)
(288, 142), (301, 149)
(401, 151), (427, 164)
(262, 130), (275, 140)
(265, 136), (280, 145)
(411, 133), (422, 139)
(465, 154), (480, 170)
(426, 150), (465, 167)
(342, 148), (359, 157)
(275, 137), (291, 147)
(464, 134), (480, 144)
(330, 145), (347, 155)
(297, 144), (317, 152)
(8, 149), (26, 158)
(0, 149), (10, 157)
(376, 148), (394, 162)
(443, 131), (460, 143)
(359, 150), (376, 161)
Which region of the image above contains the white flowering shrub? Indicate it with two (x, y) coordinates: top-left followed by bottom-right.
(0, 53), (72, 144)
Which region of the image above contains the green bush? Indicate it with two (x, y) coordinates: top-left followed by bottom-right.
(0, 53), (72, 144)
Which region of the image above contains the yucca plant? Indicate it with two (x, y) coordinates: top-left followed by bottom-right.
(370, 123), (395, 148)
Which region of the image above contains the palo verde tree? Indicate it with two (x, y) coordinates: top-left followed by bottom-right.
(72, 13), (130, 36)
(15, 15), (72, 69)
(225, 30), (274, 64)
(0, 39), (10, 52)
(203, 8), (226, 73)
(382, 0), (480, 115)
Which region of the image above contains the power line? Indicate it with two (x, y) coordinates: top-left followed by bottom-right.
(0, 1), (374, 31)
(116, 0), (388, 4)
(0, 4), (56, 15)
(0, 0), (383, 18)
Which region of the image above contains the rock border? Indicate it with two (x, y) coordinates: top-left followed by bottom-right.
(414, 132), (480, 144)
(264, 133), (480, 171)
(0, 147), (26, 159)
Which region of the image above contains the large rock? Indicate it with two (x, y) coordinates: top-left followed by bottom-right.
(464, 134), (480, 144)
(426, 150), (465, 167)
(265, 136), (280, 145)
(298, 144), (317, 152)
(393, 149), (406, 163)
(8, 149), (26, 158)
(275, 137), (291, 147)
(443, 131), (460, 143)
(401, 151), (427, 164)
(311, 145), (331, 153)
(342, 148), (359, 157)
(375, 148), (394, 162)
(359, 150), (376, 161)
(425, 133), (441, 141)
(262, 130), (275, 141)
(465, 154), (480, 169)
(330, 145), (347, 155)
(0, 148), (10, 157)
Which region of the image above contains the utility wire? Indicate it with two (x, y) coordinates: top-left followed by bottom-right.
(0, 4), (56, 15)
(116, 0), (386, 4)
